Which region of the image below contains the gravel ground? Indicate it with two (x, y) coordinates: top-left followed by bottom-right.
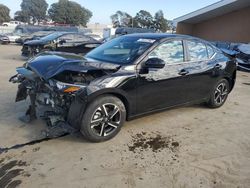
(0, 44), (250, 188)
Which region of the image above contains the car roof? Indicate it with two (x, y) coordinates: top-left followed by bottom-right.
(125, 33), (205, 41)
(54, 31), (78, 35)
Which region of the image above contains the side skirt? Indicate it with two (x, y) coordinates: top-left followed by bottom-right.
(127, 98), (209, 121)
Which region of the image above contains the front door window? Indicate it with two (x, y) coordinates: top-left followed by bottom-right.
(149, 40), (184, 64)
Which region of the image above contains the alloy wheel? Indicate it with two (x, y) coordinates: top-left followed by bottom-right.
(90, 103), (121, 137)
(214, 82), (228, 105)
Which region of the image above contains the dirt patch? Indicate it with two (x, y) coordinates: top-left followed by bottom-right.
(242, 82), (250, 86)
(128, 132), (179, 153)
(0, 160), (28, 188)
(242, 74), (249, 77)
(32, 147), (40, 152)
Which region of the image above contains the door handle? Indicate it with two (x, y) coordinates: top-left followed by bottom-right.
(178, 69), (189, 76)
(214, 64), (222, 69)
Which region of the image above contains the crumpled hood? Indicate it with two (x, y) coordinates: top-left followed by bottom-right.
(26, 51), (120, 80)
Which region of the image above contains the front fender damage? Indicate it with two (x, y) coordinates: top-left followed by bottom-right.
(67, 90), (88, 130)
(9, 61), (120, 137)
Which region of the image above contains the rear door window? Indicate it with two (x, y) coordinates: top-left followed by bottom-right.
(187, 40), (208, 61)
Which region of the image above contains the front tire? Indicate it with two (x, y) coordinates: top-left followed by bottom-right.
(80, 95), (126, 142)
(207, 79), (229, 108)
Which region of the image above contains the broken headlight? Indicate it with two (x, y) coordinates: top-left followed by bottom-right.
(50, 80), (85, 93)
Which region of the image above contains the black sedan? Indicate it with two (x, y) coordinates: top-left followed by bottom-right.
(10, 34), (237, 142)
(21, 32), (101, 57)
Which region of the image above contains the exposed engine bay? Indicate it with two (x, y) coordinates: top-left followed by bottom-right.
(53, 70), (107, 85)
(10, 70), (104, 126)
(9, 52), (119, 132)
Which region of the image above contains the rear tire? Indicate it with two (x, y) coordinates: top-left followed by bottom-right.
(80, 95), (126, 142)
(207, 79), (229, 108)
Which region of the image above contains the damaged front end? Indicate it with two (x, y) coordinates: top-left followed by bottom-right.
(9, 68), (84, 127)
(9, 52), (118, 131)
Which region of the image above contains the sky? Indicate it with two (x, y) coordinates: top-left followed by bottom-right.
(1, 0), (219, 24)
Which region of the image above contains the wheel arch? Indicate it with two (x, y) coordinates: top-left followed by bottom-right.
(68, 88), (133, 130)
(224, 70), (236, 92)
(87, 91), (131, 120)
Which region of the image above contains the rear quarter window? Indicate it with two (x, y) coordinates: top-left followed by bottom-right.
(207, 45), (215, 58)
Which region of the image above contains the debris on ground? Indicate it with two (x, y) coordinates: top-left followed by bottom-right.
(128, 132), (180, 153)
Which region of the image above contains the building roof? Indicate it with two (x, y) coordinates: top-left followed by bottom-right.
(173, 0), (250, 25)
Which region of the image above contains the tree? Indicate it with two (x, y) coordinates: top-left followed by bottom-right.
(17, 0), (48, 24)
(48, 0), (92, 26)
(111, 11), (132, 28)
(14, 10), (30, 23)
(0, 4), (11, 23)
(168, 20), (176, 33)
(110, 9), (170, 32)
(154, 10), (169, 32)
(134, 10), (154, 29)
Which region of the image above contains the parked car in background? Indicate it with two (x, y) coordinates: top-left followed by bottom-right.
(22, 32), (101, 57)
(102, 27), (156, 42)
(213, 41), (250, 72)
(11, 25), (81, 45)
(10, 34), (237, 142)
(85, 33), (102, 41)
(102, 27), (156, 43)
(2, 21), (23, 27)
(16, 31), (54, 45)
(0, 34), (10, 44)
(115, 27), (156, 36)
(4, 33), (21, 43)
(236, 44), (250, 72)
(14, 25), (79, 35)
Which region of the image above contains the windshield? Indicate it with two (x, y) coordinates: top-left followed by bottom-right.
(40, 32), (65, 41)
(86, 36), (156, 64)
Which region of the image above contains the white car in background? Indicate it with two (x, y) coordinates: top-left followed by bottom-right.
(4, 33), (21, 43)
(2, 21), (23, 27)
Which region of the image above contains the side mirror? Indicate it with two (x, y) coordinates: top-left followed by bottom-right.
(144, 58), (165, 69)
